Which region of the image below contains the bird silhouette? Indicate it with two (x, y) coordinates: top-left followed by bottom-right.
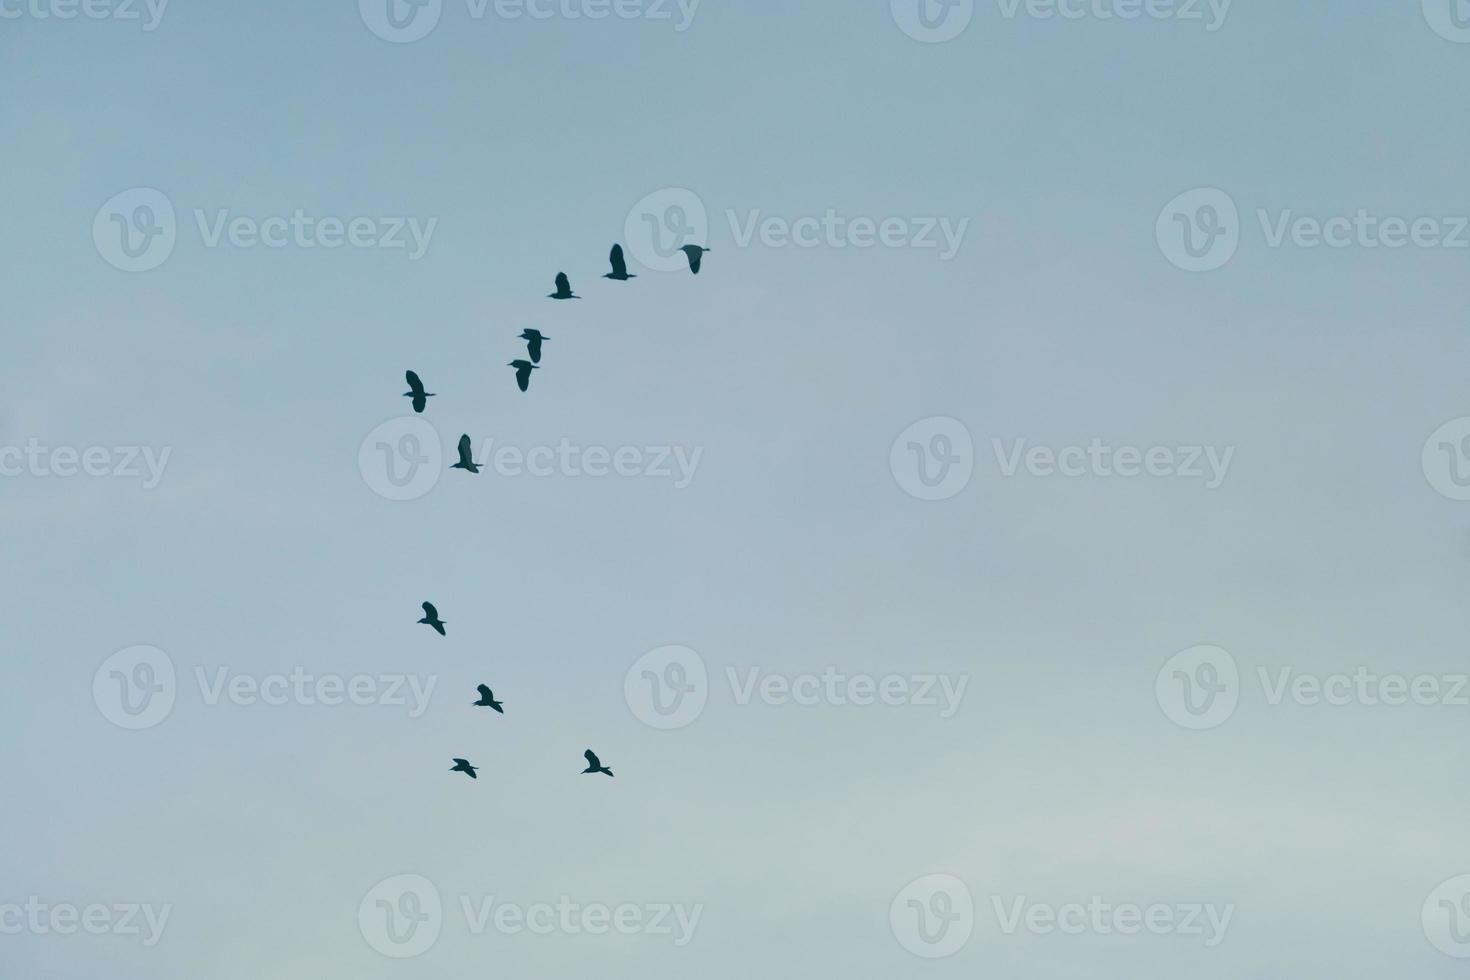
(548, 272), (579, 300)
(403, 370), (435, 413)
(509, 360), (540, 393)
(681, 245), (711, 275)
(604, 243), (636, 281)
(519, 329), (549, 365)
(582, 749), (614, 777)
(450, 758), (479, 779)
(473, 685), (504, 713)
(451, 434), (480, 474)
(418, 602), (446, 636)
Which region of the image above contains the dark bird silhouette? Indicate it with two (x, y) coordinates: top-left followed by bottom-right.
(582, 749), (614, 777)
(473, 685), (504, 713)
(681, 245), (711, 275)
(418, 602), (446, 636)
(403, 371), (435, 413)
(604, 243), (636, 282)
(450, 758), (479, 779)
(509, 360), (540, 393)
(519, 329), (549, 365)
(451, 434), (480, 474)
(548, 272), (579, 300)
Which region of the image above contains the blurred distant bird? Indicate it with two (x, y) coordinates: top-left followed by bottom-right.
(519, 329), (548, 365)
(509, 360), (540, 393)
(403, 371), (435, 413)
(451, 434), (480, 474)
(604, 244), (636, 282)
(582, 749), (614, 777)
(418, 602), (446, 636)
(473, 685), (504, 713)
(450, 758), (479, 779)
(549, 272), (579, 300)
(681, 245), (710, 275)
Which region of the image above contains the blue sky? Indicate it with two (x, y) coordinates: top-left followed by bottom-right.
(6, 1), (1470, 977)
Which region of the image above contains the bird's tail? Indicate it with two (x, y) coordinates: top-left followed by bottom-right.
(604, 769), (614, 777)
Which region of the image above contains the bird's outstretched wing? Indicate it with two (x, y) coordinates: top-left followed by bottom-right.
(458, 435), (473, 464)
(406, 370), (423, 393)
(516, 366), (532, 392)
(584, 749), (601, 768)
(686, 248), (703, 274)
(422, 602), (438, 618)
(477, 685), (493, 700)
(610, 244), (627, 278)
(556, 272), (571, 293)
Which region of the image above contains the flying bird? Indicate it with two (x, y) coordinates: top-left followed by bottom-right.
(548, 272), (579, 300)
(509, 360), (540, 393)
(582, 749), (614, 778)
(519, 329), (549, 365)
(450, 758), (479, 779)
(418, 602), (446, 636)
(473, 685), (504, 713)
(451, 434), (480, 474)
(681, 245), (711, 275)
(403, 371), (435, 413)
(604, 244), (636, 282)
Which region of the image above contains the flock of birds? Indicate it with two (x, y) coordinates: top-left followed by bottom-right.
(397, 239), (711, 782)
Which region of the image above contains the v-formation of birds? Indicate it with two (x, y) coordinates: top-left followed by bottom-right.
(400, 239), (710, 780)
